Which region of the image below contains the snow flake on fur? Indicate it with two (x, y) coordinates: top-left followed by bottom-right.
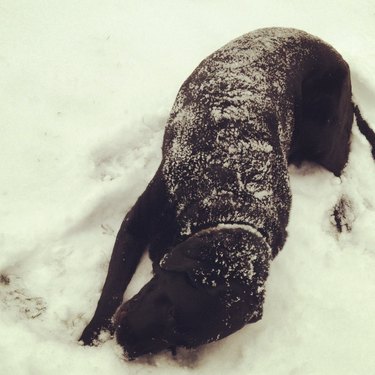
(160, 28), (330, 255)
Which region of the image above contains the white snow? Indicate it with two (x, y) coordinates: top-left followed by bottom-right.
(1, 0), (375, 374)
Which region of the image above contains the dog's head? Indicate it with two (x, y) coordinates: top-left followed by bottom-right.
(114, 227), (271, 359)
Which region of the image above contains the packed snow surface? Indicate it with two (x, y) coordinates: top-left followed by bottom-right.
(1, 1), (375, 374)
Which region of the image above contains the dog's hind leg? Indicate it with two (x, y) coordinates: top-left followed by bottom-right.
(79, 169), (171, 345)
(290, 63), (353, 177)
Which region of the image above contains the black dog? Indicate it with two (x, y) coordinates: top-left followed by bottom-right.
(79, 27), (372, 359)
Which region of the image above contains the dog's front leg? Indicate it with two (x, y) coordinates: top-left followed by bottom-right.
(79, 172), (167, 345)
(79, 211), (148, 345)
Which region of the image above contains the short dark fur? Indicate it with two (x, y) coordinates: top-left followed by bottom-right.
(80, 28), (357, 359)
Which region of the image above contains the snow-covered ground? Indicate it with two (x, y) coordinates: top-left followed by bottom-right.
(1, 1), (375, 374)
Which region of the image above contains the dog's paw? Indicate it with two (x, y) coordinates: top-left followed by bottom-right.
(79, 323), (105, 346)
(79, 319), (114, 346)
(330, 196), (355, 233)
(79, 329), (98, 346)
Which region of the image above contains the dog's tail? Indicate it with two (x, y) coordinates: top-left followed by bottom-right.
(353, 103), (375, 160)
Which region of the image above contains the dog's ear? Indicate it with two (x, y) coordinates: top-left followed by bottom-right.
(159, 236), (211, 286)
(159, 236), (206, 270)
(160, 228), (272, 293)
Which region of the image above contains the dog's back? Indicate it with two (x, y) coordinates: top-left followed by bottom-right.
(161, 28), (352, 256)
